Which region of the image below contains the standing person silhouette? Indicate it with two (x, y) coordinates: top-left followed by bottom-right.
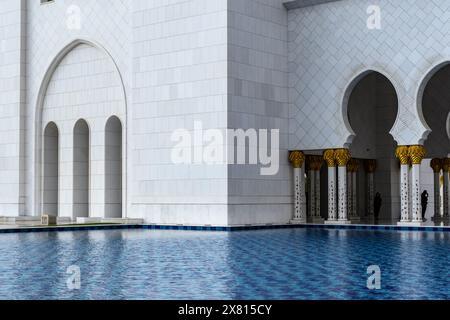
(421, 190), (429, 221)
(374, 193), (382, 223)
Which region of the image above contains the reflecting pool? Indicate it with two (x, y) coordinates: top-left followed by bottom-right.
(0, 228), (449, 300)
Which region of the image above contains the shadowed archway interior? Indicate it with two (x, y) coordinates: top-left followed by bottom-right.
(422, 64), (450, 158)
(105, 116), (123, 218)
(43, 122), (59, 217)
(73, 119), (90, 219)
(346, 71), (399, 221)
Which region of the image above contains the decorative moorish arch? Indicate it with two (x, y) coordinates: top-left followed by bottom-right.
(339, 67), (400, 222)
(33, 38), (128, 219)
(289, 66), (404, 225)
(341, 66), (403, 147)
(415, 60), (450, 148)
(414, 60), (450, 223)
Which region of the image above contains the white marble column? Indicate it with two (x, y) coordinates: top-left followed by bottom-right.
(315, 167), (322, 220)
(434, 171), (441, 219)
(410, 146), (426, 224)
(347, 170), (353, 218)
(397, 146), (426, 226)
(365, 160), (376, 219)
(308, 156), (324, 223)
(430, 159), (442, 221)
(400, 164), (410, 222)
(367, 172), (375, 216)
(289, 151), (307, 224)
(328, 167), (337, 221)
(338, 166), (349, 222)
(411, 163), (422, 222)
(443, 160), (450, 219)
(309, 166), (316, 219)
(351, 164), (359, 220)
(396, 146), (410, 223)
(335, 149), (351, 224)
(324, 150), (337, 222)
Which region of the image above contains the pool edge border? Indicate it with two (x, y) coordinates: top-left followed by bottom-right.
(0, 223), (450, 234)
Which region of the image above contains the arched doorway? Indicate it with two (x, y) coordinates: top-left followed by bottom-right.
(105, 116), (123, 218)
(73, 119), (90, 219)
(421, 64), (450, 157)
(419, 63), (450, 221)
(43, 122), (59, 217)
(346, 71), (399, 222)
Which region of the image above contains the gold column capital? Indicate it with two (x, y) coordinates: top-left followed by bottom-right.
(430, 158), (443, 173)
(352, 159), (360, 172)
(409, 145), (426, 165)
(395, 146), (410, 165)
(443, 158), (450, 172)
(323, 149), (336, 168)
(289, 150), (305, 169)
(334, 149), (351, 167)
(347, 159), (354, 172)
(311, 156), (323, 171)
(364, 159), (377, 173)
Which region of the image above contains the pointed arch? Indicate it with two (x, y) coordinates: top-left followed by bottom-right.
(33, 38), (128, 217)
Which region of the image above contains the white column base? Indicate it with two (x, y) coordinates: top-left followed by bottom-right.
(397, 221), (426, 227)
(325, 220), (352, 225)
(290, 218), (307, 225)
(76, 217), (102, 224)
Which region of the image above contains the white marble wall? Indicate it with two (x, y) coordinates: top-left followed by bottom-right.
(227, 0), (290, 225)
(25, 0), (132, 218)
(0, 0), (26, 216)
(129, 0), (229, 225)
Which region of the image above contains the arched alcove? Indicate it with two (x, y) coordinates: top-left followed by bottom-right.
(43, 122), (59, 217)
(73, 119), (90, 219)
(34, 39), (127, 218)
(105, 116), (123, 218)
(345, 71), (399, 221)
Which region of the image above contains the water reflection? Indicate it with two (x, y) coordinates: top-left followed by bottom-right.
(0, 228), (449, 300)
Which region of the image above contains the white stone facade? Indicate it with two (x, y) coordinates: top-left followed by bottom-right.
(0, 0), (449, 226)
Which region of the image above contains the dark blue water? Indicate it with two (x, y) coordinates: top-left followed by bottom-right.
(0, 228), (449, 300)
